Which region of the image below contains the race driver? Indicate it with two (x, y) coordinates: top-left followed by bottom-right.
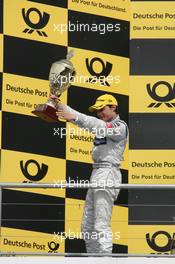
(55, 93), (128, 253)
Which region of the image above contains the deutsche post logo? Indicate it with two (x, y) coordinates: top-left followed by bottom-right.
(22, 7), (50, 37)
(86, 57), (113, 86)
(48, 241), (60, 253)
(20, 159), (48, 182)
(147, 81), (175, 108)
(146, 231), (173, 253)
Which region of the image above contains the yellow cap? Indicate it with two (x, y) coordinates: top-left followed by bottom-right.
(88, 94), (118, 112)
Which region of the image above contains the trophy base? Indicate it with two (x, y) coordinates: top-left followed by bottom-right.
(32, 104), (58, 122)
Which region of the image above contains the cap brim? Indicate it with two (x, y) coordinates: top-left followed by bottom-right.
(88, 104), (105, 112)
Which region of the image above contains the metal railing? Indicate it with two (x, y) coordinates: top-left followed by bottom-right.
(0, 252), (175, 257)
(0, 182), (175, 257)
(1, 183), (175, 189)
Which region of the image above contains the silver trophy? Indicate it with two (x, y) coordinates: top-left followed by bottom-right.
(32, 50), (76, 122)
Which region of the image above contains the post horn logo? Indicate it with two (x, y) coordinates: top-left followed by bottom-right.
(22, 7), (50, 37)
(48, 241), (60, 253)
(20, 159), (48, 182)
(86, 57), (113, 86)
(147, 81), (175, 108)
(146, 231), (173, 253)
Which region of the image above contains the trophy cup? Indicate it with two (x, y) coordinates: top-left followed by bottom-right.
(32, 50), (76, 122)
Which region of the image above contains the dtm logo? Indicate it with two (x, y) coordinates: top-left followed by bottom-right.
(86, 57), (113, 86)
(147, 81), (175, 108)
(22, 7), (50, 37)
(146, 231), (174, 253)
(48, 241), (60, 253)
(20, 159), (48, 182)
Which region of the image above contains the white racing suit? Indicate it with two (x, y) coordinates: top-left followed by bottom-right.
(59, 103), (128, 253)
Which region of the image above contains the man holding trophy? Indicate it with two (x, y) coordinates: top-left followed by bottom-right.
(33, 51), (128, 254)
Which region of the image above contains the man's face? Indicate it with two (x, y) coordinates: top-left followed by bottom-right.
(96, 105), (117, 122)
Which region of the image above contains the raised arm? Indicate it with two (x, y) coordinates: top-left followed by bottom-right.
(57, 103), (128, 142)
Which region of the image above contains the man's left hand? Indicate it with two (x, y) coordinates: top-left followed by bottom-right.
(56, 110), (76, 122)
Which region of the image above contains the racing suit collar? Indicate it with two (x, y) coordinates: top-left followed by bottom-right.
(108, 114), (120, 123)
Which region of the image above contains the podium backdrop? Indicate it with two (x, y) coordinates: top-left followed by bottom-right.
(0, 0), (175, 256)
